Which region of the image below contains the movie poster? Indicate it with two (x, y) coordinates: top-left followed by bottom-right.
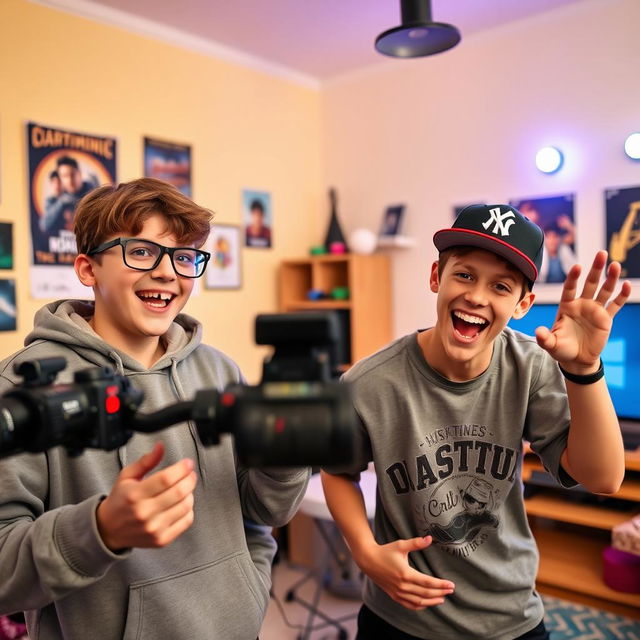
(0, 222), (12, 270)
(510, 194), (576, 285)
(27, 122), (117, 298)
(606, 185), (640, 279)
(0, 278), (16, 332)
(144, 137), (191, 197)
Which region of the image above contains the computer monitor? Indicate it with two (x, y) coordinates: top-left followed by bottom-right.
(508, 302), (640, 448)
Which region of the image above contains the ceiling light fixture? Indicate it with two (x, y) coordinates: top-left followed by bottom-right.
(375, 0), (461, 58)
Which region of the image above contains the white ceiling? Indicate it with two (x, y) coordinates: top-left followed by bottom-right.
(44, 0), (589, 82)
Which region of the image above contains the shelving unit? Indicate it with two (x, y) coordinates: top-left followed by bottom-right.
(523, 448), (640, 618)
(280, 253), (392, 568)
(278, 254), (392, 367)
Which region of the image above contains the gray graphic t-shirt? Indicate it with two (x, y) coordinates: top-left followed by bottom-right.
(328, 327), (573, 640)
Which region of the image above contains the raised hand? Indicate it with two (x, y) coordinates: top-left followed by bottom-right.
(534, 250), (631, 372)
(97, 442), (198, 551)
(357, 535), (454, 610)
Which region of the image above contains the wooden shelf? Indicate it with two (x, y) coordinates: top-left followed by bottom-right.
(523, 446), (640, 617)
(523, 458), (640, 502)
(278, 254), (392, 366)
(282, 300), (351, 310)
(626, 449), (640, 472)
(525, 491), (639, 530)
(532, 523), (640, 617)
(377, 235), (417, 249)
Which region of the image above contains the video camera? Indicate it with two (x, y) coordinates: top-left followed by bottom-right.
(0, 312), (356, 466)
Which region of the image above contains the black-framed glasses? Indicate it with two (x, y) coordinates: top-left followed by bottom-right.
(87, 237), (210, 278)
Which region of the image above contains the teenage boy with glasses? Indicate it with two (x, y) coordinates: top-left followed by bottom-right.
(0, 177), (310, 640)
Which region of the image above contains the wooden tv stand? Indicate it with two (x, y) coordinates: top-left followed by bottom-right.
(523, 444), (640, 619)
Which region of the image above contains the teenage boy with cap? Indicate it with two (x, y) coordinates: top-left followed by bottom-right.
(321, 203), (630, 640)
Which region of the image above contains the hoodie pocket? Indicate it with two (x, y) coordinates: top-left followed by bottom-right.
(122, 552), (268, 640)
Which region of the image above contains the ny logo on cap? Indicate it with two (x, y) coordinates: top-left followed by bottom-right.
(482, 207), (515, 237)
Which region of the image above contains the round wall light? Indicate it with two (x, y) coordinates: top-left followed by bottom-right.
(624, 132), (640, 160)
(535, 146), (564, 174)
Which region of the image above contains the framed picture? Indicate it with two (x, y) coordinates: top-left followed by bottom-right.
(510, 194), (576, 286)
(205, 224), (242, 290)
(380, 204), (405, 237)
(0, 278), (16, 331)
(144, 136), (192, 197)
(243, 189), (272, 248)
(0, 222), (12, 269)
(605, 185), (640, 280)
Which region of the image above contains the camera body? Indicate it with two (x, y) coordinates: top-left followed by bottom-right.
(0, 312), (356, 466)
(0, 357), (143, 456)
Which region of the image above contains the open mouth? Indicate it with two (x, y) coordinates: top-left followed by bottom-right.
(136, 291), (176, 308)
(451, 310), (488, 341)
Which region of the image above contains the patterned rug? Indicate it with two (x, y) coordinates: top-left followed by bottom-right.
(542, 595), (640, 640)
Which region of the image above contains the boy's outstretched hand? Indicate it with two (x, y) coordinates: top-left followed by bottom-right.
(356, 535), (455, 610)
(534, 251), (631, 372)
(96, 442), (198, 552)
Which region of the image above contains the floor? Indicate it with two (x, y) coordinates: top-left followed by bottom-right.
(261, 562), (640, 640)
(261, 559), (362, 640)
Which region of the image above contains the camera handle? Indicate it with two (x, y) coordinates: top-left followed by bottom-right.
(129, 391), (224, 446)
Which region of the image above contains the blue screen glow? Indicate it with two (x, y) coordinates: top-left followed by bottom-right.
(508, 303), (640, 419)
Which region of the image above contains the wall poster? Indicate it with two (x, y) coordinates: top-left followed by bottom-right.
(606, 185), (640, 279)
(0, 278), (16, 331)
(510, 194), (576, 286)
(242, 189), (272, 248)
(143, 137), (192, 197)
(0, 222), (12, 270)
(27, 122), (117, 298)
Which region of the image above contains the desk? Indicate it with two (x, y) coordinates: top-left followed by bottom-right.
(299, 470), (377, 521)
(286, 470), (377, 640)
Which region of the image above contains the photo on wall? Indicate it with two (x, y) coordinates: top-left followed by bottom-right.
(27, 121), (117, 298)
(509, 194), (576, 285)
(0, 278), (16, 331)
(606, 185), (640, 279)
(379, 204), (405, 237)
(205, 224), (242, 290)
(143, 137), (192, 197)
(0, 222), (12, 269)
(243, 189), (272, 248)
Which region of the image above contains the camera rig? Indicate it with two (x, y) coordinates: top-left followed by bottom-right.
(0, 312), (356, 467)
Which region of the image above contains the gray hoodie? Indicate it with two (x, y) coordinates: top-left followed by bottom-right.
(0, 300), (310, 640)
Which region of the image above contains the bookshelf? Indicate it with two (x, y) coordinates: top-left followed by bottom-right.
(278, 254), (392, 367)
(523, 447), (640, 619)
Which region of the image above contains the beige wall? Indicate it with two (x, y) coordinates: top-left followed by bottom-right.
(0, 0), (324, 382)
(1, 0), (639, 379)
(322, 0), (640, 337)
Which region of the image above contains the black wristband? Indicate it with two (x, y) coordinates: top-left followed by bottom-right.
(558, 359), (604, 385)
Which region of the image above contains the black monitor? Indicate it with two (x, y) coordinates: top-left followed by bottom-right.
(508, 302), (640, 449)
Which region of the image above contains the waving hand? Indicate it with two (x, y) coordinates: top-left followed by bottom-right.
(534, 251), (631, 371)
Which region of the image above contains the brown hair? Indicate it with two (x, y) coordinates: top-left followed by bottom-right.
(437, 246), (531, 298)
(73, 177), (214, 254)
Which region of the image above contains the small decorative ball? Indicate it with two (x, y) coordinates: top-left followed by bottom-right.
(349, 228), (377, 255)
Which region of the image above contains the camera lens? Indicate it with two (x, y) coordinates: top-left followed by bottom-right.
(0, 397), (31, 454)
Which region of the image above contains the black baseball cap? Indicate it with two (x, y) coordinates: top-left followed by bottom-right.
(433, 204), (544, 284)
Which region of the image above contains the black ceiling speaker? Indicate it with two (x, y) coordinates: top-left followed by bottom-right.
(375, 0), (461, 58)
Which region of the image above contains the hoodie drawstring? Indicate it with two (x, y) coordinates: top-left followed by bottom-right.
(170, 358), (206, 482)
